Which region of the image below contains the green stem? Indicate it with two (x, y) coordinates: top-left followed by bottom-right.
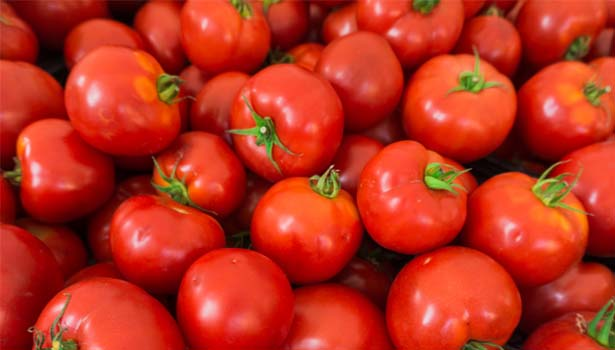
(463, 340), (504, 350)
(262, 0), (281, 13)
(30, 294), (78, 350)
(309, 165), (341, 199)
(586, 298), (615, 347)
(482, 5), (504, 17)
(156, 74), (183, 105)
(3, 158), (22, 186)
(229, 231), (252, 249)
(565, 35), (591, 61)
(448, 48), (503, 94)
(412, 0), (440, 14)
(230, 0), (253, 18)
(423, 163), (471, 195)
(531, 161), (589, 214)
(583, 82), (611, 107)
(266, 48), (295, 66)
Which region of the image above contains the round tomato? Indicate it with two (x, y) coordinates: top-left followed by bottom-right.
(265, 0), (309, 50)
(287, 42), (323, 71)
(0, 2), (38, 62)
(65, 262), (123, 286)
(332, 134), (384, 196)
(321, 3), (357, 43)
(0, 176), (16, 224)
(333, 257), (394, 309)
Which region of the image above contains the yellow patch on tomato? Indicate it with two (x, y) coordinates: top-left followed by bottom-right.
(134, 51), (156, 74)
(570, 106), (595, 127)
(556, 84), (584, 106)
(133, 76), (156, 103)
(158, 107), (173, 127)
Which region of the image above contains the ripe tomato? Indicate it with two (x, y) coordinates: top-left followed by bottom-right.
(287, 42), (323, 71)
(333, 257), (394, 309)
(356, 0), (464, 69)
(357, 141), (469, 255)
(12, 119), (115, 223)
(32, 278), (186, 349)
(229, 64), (343, 182)
(321, 3), (357, 43)
(181, 0), (270, 74)
(0, 2), (38, 62)
(517, 61), (615, 161)
(590, 57), (615, 106)
(0, 60), (65, 169)
(315, 31), (404, 132)
(265, 0), (309, 50)
(402, 53), (516, 163)
(306, 1), (329, 42)
(332, 135), (384, 196)
(0, 176), (16, 224)
(66, 262), (123, 286)
(461, 164), (589, 287)
(177, 248), (294, 349)
(110, 194), (225, 294)
(360, 110), (405, 145)
(463, 0), (486, 18)
(0, 224), (63, 349)
(387, 246), (521, 350)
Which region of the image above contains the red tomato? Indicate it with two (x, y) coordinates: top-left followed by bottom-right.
(463, 0), (486, 18)
(357, 141), (469, 255)
(321, 3), (357, 43)
(608, 0), (615, 26)
(229, 64), (344, 182)
(0, 60), (65, 169)
(13, 119), (115, 223)
(461, 165), (589, 287)
(590, 57), (615, 106)
(265, 0), (309, 50)
(0, 224), (63, 349)
(589, 28), (615, 59)
(332, 134), (384, 196)
(287, 42), (323, 71)
(110, 194), (225, 294)
(517, 61), (615, 161)
(316, 31), (404, 132)
(134, 1), (186, 74)
(0, 2), (38, 62)
(65, 262), (123, 286)
(177, 248), (294, 349)
(283, 284), (393, 349)
(306, 1), (329, 42)
(402, 53), (516, 163)
(224, 172), (271, 232)
(179, 64), (209, 97)
(63, 18), (144, 69)
(190, 72), (250, 143)
(251, 167), (363, 284)
(360, 110), (405, 145)
(32, 278), (186, 349)
(553, 141), (615, 257)
(356, 0), (464, 69)
(0, 176), (16, 223)
(10, 0), (109, 51)
(181, 0), (270, 74)
(515, 0), (607, 68)
(65, 46), (181, 156)
(333, 257), (393, 309)
(387, 246), (521, 350)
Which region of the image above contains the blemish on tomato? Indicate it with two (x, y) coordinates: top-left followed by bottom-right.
(134, 51), (156, 74)
(133, 76), (156, 103)
(556, 84), (584, 105)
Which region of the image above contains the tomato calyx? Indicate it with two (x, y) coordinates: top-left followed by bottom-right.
(482, 5), (504, 17)
(229, 231), (252, 249)
(423, 162), (470, 195)
(262, 0), (282, 13)
(586, 297), (615, 347)
(463, 340), (504, 350)
(309, 165), (341, 199)
(412, 0), (440, 15)
(266, 48), (295, 66)
(156, 73), (183, 105)
(583, 82), (611, 107)
(531, 161), (588, 214)
(2, 158), (22, 186)
(227, 95), (298, 174)
(449, 49), (503, 94)
(231, 0), (253, 19)
(30, 294), (78, 350)
(565, 35), (591, 61)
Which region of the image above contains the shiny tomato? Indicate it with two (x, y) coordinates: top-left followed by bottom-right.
(65, 262), (123, 286)
(332, 134), (384, 196)
(333, 257), (394, 310)
(463, 0), (486, 18)
(229, 64), (343, 182)
(0, 2), (38, 62)
(177, 248), (294, 349)
(0, 176), (16, 224)
(224, 172), (271, 232)
(402, 53), (516, 163)
(590, 57), (615, 106)
(387, 246), (521, 350)
(360, 110), (405, 145)
(357, 141), (469, 255)
(321, 3), (357, 43)
(315, 31), (404, 132)
(0, 224), (63, 349)
(110, 194), (225, 294)
(265, 0), (309, 50)
(179, 64), (209, 97)
(287, 42), (323, 71)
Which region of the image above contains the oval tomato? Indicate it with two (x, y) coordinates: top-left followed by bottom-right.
(332, 134), (383, 196)
(265, 0), (309, 50)
(333, 257), (394, 310)
(0, 176), (16, 224)
(321, 3), (357, 43)
(65, 262), (123, 286)
(0, 2), (38, 62)
(287, 42), (323, 71)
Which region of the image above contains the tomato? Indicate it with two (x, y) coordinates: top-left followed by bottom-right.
(265, 0), (309, 50)
(134, 1), (186, 74)
(179, 64), (209, 97)
(64, 18), (144, 69)
(516, 61), (615, 162)
(229, 64), (344, 182)
(283, 284), (393, 349)
(66, 262), (123, 286)
(0, 224), (63, 349)
(402, 53), (516, 163)
(463, 0), (486, 18)
(0, 176), (16, 224)
(608, 0), (615, 26)
(224, 172), (271, 232)
(461, 164), (589, 287)
(553, 141), (615, 257)
(515, 0), (607, 68)
(332, 135), (384, 196)
(251, 166), (362, 284)
(110, 194), (225, 294)
(387, 246), (521, 350)
(287, 42), (323, 71)
(11, 119), (115, 223)
(177, 248), (294, 349)
(190, 72), (250, 143)
(321, 3), (357, 43)
(590, 57), (615, 106)
(356, 0), (464, 69)
(10, 0), (109, 51)
(306, 1), (329, 42)
(360, 110), (405, 145)
(0, 60), (65, 169)
(485, 0), (518, 12)
(181, 0), (270, 74)
(589, 28), (615, 59)
(357, 141), (469, 255)
(333, 257), (393, 309)
(0, 2), (38, 62)
(454, 13), (521, 77)
(520, 262), (615, 332)
(65, 46), (182, 156)
(32, 278), (186, 349)
(315, 31), (404, 132)
(443, 156), (479, 194)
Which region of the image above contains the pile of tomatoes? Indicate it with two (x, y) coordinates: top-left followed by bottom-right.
(1, 0), (615, 349)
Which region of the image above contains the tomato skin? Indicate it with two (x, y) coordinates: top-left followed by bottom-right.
(177, 248), (294, 349)
(357, 141), (468, 255)
(64, 18), (144, 69)
(553, 141), (615, 257)
(356, 0), (464, 69)
(332, 135), (384, 196)
(321, 3), (357, 43)
(316, 31), (404, 132)
(0, 3), (38, 63)
(134, 1), (186, 74)
(16, 119), (115, 223)
(230, 64), (344, 182)
(360, 110), (405, 145)
(387, 246), (521, 350)
(33, 277), (186, 350)
(306, 2), (329, 42)
(110, 194), (225, 295)
(181, 0), (270, 74)
(65, 262), (123, 286)
(463, 0), (486, 18)
(517, 61), (615, 162)
(266, 0), (309, 50)
(589, 28), (615, 59)
(0, 177), (16, 224)
(0, 60), (66, 169)
(402, 54), (516, 163)
(283, 284), (393, 350)
(590, 57), (615, 106)
(287, 42), (323, 71)
(224, 172), (271, 232)
(515, 0), (607, 68)
(0, 224), (63, 349)
(522, 311), (605, 350)
(179, 64), (209, 97)
(461, 172), (588, 287)
(332, 257), (393, 309)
